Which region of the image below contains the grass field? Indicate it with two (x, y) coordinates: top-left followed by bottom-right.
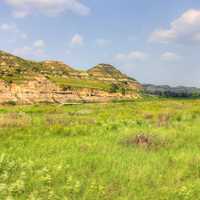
(1, 99), (200, 199)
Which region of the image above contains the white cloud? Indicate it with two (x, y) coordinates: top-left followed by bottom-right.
(13, 40), (46, 58)
(114, 51), (147, 62)
(13, 46), (33, 57)
(5, 0), (91, 18)
(34, 48), (46, 56)
(161, 52), (181, 61)
(0, 23), (17, 32)
(33, 40), (45, 48)
(96, 39), (111, 47)
(128, 51), (147, 60)
(150, 30), (176, 43)
(13, 46), (46, 57)
(13, 10), (29, 18)
(0, 23), (28, 41)
(150, 9), (200, 44)
(71, 33), (83, 46)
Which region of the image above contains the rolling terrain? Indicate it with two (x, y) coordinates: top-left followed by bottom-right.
(1, 50), (200, 200)
(0, 50), (141, 104)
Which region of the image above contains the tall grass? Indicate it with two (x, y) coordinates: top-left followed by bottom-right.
(0, 99), (200, 199)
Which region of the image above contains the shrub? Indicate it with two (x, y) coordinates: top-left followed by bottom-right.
(109, 84), (119, 93)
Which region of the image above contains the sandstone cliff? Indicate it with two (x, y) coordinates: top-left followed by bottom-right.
(0, 51), (141, 104)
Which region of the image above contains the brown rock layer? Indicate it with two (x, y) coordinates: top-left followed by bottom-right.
(0, 76), (140, 104)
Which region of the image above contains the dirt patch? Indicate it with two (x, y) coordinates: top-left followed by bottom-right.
(123, 133), (168, 150)
(144, 113), (154, 120)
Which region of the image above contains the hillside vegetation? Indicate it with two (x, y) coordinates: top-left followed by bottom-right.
(0, 50), (141, 104)
(1, 99), (200, 199)
(0, 50), (140, 92)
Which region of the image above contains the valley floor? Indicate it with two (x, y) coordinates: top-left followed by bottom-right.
(1, 99), (200, 199)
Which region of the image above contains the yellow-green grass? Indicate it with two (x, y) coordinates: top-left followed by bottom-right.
(0, 74), (36, 84)
(48, 75), (112, 91)
(1, 99), (200, 199)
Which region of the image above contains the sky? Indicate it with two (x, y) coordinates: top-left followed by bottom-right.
(1, 0), (200, 87)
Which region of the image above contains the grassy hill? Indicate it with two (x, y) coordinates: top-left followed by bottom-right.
(88, 63), (130, 80)
(0, 50), (140, 92)
(0, 50), (42, 83)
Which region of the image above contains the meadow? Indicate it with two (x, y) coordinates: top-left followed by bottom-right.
(1, 99), (200, 199)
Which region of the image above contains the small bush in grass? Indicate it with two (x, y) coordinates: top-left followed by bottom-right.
(4, 101), (17, 106)
(122, 133), (168, 150)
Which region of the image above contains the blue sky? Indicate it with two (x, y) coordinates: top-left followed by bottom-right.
(1, 0), (200, 86)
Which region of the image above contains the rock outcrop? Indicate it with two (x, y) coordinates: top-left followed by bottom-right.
(0, 51), (142, 104)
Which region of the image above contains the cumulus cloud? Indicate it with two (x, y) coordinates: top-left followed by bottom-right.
(33, 40), (45, 48)
(13, 46), (32, 56)
(5, 0), (91, 18)
(114, 51), (147, 62)
(160, 52), (181, 61)
(13, 39), (46, 58)
(71, 33), (83, 46)
(150, 9), (200, 44)
(13, 46), (45, 57)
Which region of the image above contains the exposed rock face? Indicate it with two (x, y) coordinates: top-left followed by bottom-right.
(88, 64), (142, 89)
(0, 51), (142, 104)
(0, 76), (140, 104)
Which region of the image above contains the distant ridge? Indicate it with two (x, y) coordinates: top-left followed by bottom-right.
(143, 84), (200, 98)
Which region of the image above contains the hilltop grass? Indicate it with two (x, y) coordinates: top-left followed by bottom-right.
(1, 99), (200, 199)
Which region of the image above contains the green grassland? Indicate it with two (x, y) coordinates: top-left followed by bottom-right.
(1, 99), (200, 199)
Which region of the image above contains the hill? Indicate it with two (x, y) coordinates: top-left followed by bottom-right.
(0, 50), (141, 104)
(88, 63), (129, 81)
(143, 84), (200, 98)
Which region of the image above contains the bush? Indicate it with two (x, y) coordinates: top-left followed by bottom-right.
(109, 84), (119, 93)
(5, 100), (17, 106)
